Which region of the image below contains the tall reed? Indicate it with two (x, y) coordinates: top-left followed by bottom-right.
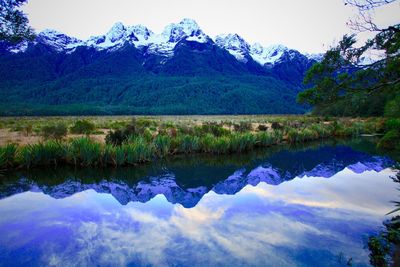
(0, 144), (17, 169)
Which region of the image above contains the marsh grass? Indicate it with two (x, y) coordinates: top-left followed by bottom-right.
(0, 116), (385, 170)
(0, 144), (17, 169)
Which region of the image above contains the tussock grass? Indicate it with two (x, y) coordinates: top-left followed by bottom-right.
(0, 116), (385, 170)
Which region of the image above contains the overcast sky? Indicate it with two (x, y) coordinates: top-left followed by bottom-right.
(23, 0), (399, 53)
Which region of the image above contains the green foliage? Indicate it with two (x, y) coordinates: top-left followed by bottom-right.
(115, 146), (126, 166)
(378, 130), (400, 150)
(153, 135), (171, 157)
(0, 75), (306, 116)
(229, 133), (256, 152)
(105, 118), (147, 145)
(41, 123), (68, 140)
(70, 120), (96, 134)
(298, 24), (400, 117)
(0, 117), (388, 170)
(124, 137), (154, 163)
(368, 236), (389, 267)
(255, 132), (276, 146)
(377, 118), (400, 150)
(385, 118), (400, 132)
(179, 135), (200, 153)
(20, 141), (66, 168)
(0, 0), (35, 43)
(234, 121), (252, 132)
(105, 129), (126, 146)
(197, 122), (230, 137)
(68, 137), (101, 166)
(271, 122), (283, 130)
(368, 167), (400, 266)
(0, 143), (17, 169)
(384, 94), (400, 117)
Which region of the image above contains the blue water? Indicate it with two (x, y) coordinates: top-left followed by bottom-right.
(0, 140), (398, 266)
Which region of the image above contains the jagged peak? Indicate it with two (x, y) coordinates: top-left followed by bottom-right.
(127, 24), (154, 40)
(161, 18), (204, 42)
(108, 22), (126, 32)
(36, 28), (83, 52)
(215, 33), (250, 50)
(179, 18), (200, 29)
(6, 19), (317, 67)
(39, 29), (64, 36)
(106, 22), (127, 42)
(250, 42), (263, 54)
(214, 33), (251, 62)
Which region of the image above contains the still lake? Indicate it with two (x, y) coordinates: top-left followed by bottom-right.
(0, 138), (398, 266)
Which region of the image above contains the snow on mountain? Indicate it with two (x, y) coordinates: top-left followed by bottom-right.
(161, 18), (206, 43)
(84, 18), (210, 56)
(35, 29), (84, 52)
(215, 33), (251, 62)
(250, 43), (288, 65)
(86, 22), (154, 51)
(6, 40), (29, 53)
(304, 52), (324, 62)
(3, 18), (320, 67)
(146, 18), (209, 56)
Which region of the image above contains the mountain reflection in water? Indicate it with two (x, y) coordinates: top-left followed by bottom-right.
(0, 139), (398, 267)
(0, 139), (394, 208)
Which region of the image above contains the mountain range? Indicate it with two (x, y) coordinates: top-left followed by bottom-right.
(0, 18), (322, 115)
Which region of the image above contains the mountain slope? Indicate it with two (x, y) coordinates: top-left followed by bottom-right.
(0, 19), (320, 115)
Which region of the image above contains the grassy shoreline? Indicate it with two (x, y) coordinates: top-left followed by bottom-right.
(1, 116), (393, 171)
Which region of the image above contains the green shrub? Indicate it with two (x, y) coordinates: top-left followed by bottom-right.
(103, 144), (116, 166)
(70, 120), (96, 134)
(384, 94), (400, 118)
(309, 124), (331, 138)
(256, 132), (275, 146)
(271, 122), (283, 130)
(105, 129), (126, 146)
(200, 134), (214, 153)
(378, 130), (400, 150)
(105, 118), (149, 145)
(213, 136), (230, 154)
(41, 123), (68, 140)
(385, 119), (400, 132)
(124, 137), (154, 163)
(301, 128), (319, 141)
(257, 124), (268, 131)
(230, 133), (256, 152)
(20, 141), (66, 168)
(287, 129), (300, 143)
(153, 135), (171, 157)
(68, 138), (101, 166)
(195, 122), (230, 137)
(234, 121), (252, 133)
(115, 146), (126, 166)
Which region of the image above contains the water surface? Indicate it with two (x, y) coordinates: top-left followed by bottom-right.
(0, 139), (398, 266)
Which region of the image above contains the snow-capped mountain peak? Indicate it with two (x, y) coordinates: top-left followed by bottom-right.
(3, 18), (321, 68)
(250, 43), (289, 66)
(215, 33), (251, 62)
(161, 18), (206, 43)
(37, 29), (83, 52)
(106, 22), (126, 42)
(304, 52), (324, 62)
(250, 42), (263, 54)
(127, 24), (154, 40)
